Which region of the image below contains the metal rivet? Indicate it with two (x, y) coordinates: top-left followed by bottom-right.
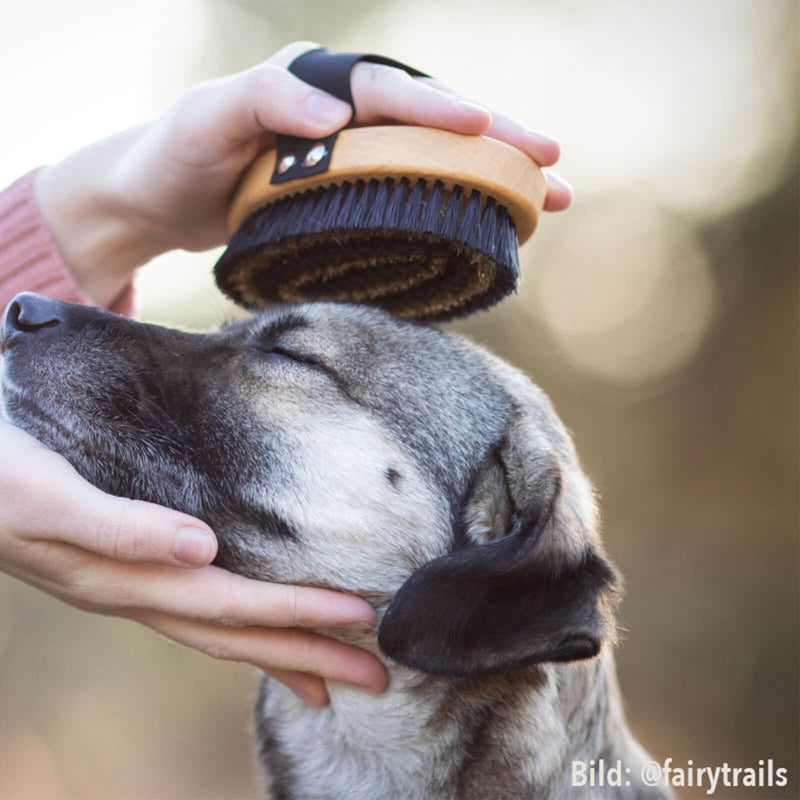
(277, 154), (296, 174)
(304, 143), (327, 167)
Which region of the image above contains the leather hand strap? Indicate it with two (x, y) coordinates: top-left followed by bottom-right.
(270, 47), (431, 185)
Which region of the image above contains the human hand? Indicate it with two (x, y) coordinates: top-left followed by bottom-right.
(0, 418), (387, 707)
(34, 40), (571, 307)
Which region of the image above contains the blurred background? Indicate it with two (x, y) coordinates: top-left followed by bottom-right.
(0, 1), (797, 798)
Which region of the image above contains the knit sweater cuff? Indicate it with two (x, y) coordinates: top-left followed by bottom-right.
(0, 170), (134, 317)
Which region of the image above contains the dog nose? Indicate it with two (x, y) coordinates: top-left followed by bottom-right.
(1, 292), (65, 349)
(6, 292), (64, 330)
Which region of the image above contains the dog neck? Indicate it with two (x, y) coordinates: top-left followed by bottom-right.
(255, 644), (655, 800)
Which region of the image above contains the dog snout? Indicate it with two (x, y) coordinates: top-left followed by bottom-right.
(1, 292), (68, 350)
(0, 292), (113, 353)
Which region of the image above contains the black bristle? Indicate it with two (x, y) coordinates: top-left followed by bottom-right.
(419, 180), (443, 235)
(496, 205), (518, 273)
(352, 179), (380, 228)
(399, 179), (426, 230)
(287, 190), (319, 237)
(364, 178), (393, 228)
(337, 180), (365, 230)
(314, 183), (337, 216)
(277, 194), (306, 239)
(249, 202), (268, 232)
(384, 178), (410, 228)
(477, 196), (498, 260)
(240, 204), (263, 235)
(303, 186), (330, 233)
(214, 173), (527, 321)
(320, 181), (351, 230)
(258, 196), (285, 241)
(440, 185), (463, 239)
(456, 189), (483, 251)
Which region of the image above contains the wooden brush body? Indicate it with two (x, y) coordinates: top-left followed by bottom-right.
(215, 126), (547, 320)
(228, 126), (546, 242)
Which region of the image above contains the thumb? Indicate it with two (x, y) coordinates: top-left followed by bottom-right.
(57, 490), (218, 567)
(194, 63), (352, 146)
(0, 419), (216, 567)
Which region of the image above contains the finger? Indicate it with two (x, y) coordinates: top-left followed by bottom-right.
(415, 76), (462, 95)
(542, 169), (574, 212)
(481, 112), (561, 167)
(417, 78), (561, 167)
(183, 62), (352, 146)
(267, 46), (490, 134)
(423, 94), (571, 208)
(55, 494), (216, 567)
(0, 423), (218, 567)
(83, 496), (217, 566)
(265, 669), (330, 707)
(98, 563), (377, 629)
(350, 62), (491, 134)
(137, 611), (389, 694)
(484, 119), (571, 209)
(399, 75), (571, 209)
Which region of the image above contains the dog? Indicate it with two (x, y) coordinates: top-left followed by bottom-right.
(1, 292), (670, 800)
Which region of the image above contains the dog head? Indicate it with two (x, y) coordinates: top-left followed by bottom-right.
(1, 292), (619, 677)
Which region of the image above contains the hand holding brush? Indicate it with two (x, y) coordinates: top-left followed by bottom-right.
(32, 39), (571, 311)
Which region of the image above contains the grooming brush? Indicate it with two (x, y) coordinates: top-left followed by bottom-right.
(214, 48), (547, 322)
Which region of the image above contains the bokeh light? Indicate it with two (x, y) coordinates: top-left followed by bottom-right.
(530, 194), (718, 388)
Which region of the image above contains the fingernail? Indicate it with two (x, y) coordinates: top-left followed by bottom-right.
(305, 91), (351, 123)
(527, 128), (559, 147)
(543, 168), (573, 193)
(456, 99), (491, 117)
(174, 527), (216, 565)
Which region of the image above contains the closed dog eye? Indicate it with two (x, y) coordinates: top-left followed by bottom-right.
(251, 345), (349, 395)
(253, 345), (309, 367)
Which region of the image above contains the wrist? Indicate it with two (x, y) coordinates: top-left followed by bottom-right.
(33, 127), (171, 307)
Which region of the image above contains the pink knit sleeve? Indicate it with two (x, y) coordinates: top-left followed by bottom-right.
(0, 170), (134, 317)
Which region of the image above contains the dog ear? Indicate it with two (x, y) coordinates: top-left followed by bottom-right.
(377, 413), (621, 677)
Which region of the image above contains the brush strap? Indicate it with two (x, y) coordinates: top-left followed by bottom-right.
(271, 48), (430, 185)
